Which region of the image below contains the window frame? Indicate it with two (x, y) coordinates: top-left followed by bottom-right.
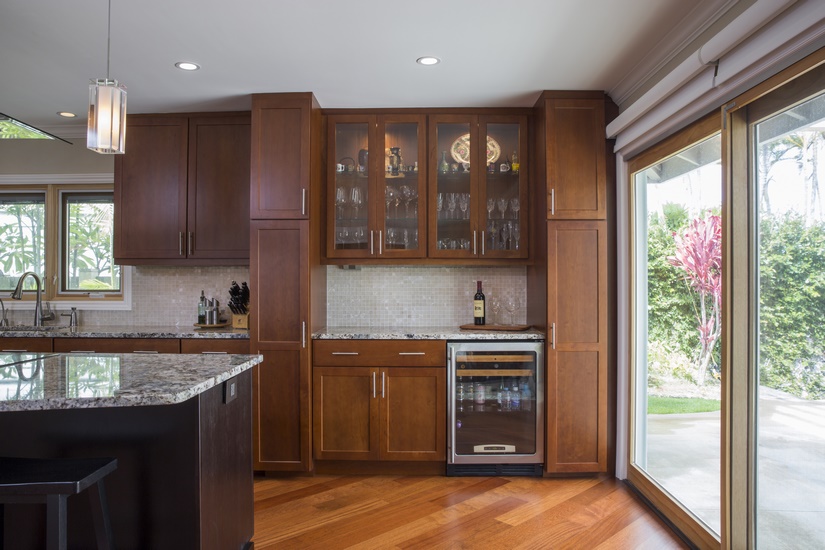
(0, 181), (130, 310)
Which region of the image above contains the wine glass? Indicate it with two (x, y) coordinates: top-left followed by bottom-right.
(490, 297), (502, 325)
(447, 193), (457, 220)
(350, 187), (363, 219)
(436, 192), (444, 220)
(409, 186), (419, 218)
(486, 198), (495, 222)
(504, 295), (521, 325)
(386, 186), (398, 219)
(501, 222), (511, 251)
(510, 198), (520, 219)
(497, 198), (507, 219)
(512, 223), (521, 251)
(335, 186), (348, 220)
(400, 185), (413, 218)
(458, 193), (469, 220)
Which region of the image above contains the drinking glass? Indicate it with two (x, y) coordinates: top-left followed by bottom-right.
(512, 223), (521, 251)
(400, 185), (413, 218)
(436, 192), (444, 219)
(447, 193), (457, 220)
(458, 193), (469, 220)
(504, 295), (521, 325)
(490, 297), (502, 325)
(501, 222), (511, 251)
(350, 187), (363, 219)
(486, 198), (495, 222)
(510, 198), (520, 219)
(386, 186), (397, 219)
(497, 198), (507, 219)
(335, 186), (348, 220)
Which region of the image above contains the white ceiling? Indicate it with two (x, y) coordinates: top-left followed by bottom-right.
(1, 0), (734, 138)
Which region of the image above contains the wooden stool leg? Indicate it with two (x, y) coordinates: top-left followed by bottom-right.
(46, 494), (68, 550)
(88, 479), (114, 550)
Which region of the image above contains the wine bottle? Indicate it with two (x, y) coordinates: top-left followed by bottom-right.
(474, 280), (485, 325)
(511, 150), (520, 174)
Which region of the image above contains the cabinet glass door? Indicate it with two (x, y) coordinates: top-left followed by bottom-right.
(481, 118), (527, 258)
(430, 117), (477, 257)
(328, 118), (372, 258)
(378, 116), (426, 258)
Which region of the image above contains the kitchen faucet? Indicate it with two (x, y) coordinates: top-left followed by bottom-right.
(11, 272), (55, 327)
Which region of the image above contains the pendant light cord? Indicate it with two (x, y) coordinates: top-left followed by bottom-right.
(106, 0), (111, 79)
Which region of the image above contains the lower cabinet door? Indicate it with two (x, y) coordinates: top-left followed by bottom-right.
(380, 367), (446, 461)
(313, 366), (379, 460)
(254, 349), (311, 471)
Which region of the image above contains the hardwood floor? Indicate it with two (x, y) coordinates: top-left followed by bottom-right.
(253, 474), (688, 549)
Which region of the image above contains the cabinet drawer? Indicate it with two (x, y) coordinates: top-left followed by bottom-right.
(53, 338), (180, 354)
(0, 337), (53, 352)
(313, 340), (445, 367)
(180, 338), (250, 354)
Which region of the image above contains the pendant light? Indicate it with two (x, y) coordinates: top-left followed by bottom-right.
(87, 0), (126, 154)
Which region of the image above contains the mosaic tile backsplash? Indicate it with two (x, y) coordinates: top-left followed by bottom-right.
(326, 265), (527, 327)
(5, 265), (526, 328)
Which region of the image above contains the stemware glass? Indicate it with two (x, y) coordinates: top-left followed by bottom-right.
(350, 187), (363, 219)
(510, 198), (520, 219)
(335, 186), (348, 220)
(501, 222), (511, 251)
(409, 186), (419, 218)
(458, 193), (470, 220)
(400, 185), (412, 218)
(436, 192), (444, 220)
(486, 198), (495, 222)
(504, 295), (521, 325)
(386, 186), (397, 219)
(447, 193), (457, 220)
(497, 198), (507, 219)
(512, 223), (521, 251)
(490, 297), (502, 325)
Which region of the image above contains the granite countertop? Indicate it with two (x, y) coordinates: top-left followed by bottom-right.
(312, 326), (546, 341)
(0, 351), (262, 411)
(0, 325), (249, 339)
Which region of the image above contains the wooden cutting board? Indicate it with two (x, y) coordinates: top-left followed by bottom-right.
(459, 324), (531, 331)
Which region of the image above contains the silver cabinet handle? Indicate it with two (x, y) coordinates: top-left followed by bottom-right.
(551, 322), (556, 349)
(301, 188), (306, 216)
(134, 350), (160, 354)
(379, 230), (383, 255)
(187, 231), (193, 256)
(2, 349), (29, 352)
(473, 231), (477, 255)
(398, 352), (425, 356)
(179, 232), (184, 256)
(372, 371), (376, 399)
(550, 188), (555, 216)
(201, 351), (228, 355)
(370, 230), (374, 255)
(69, 350), (95, 353)
(481, 231), (485, 255)
(331, 352), (359, 356)
(302, 321), (306, 349)
(381, 371), (385, 399)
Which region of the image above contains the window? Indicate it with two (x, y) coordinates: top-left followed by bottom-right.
(0, 184), (123, 304)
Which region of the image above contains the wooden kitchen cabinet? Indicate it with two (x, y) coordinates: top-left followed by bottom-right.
(0, 337), (53, 352)
(428, 114), (529, 260)
(114, 112), (251, 265)
(250, 93), (322, 219)
(180, 339), (250, 354)
(326, 114), (427, 260)
(545, 221), (609, 473)
(53, 338), (181, 353)
(313, 340), (446, 463)
(534, 92), (610, 220)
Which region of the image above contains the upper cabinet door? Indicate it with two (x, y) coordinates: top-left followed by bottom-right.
(479, 115), (528, 259)
(544, 98), (607, 220)
(251, 93), (320, 220)
(187, 114), (251, 260)
(114, 116), (188, 261)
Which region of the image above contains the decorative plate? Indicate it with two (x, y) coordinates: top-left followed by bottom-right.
(450, 134), (501, 165)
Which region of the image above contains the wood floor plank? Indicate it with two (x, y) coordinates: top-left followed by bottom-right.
(252, 474), (688, 550)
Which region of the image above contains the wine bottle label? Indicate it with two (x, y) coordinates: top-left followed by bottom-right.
(474, 300), (484, 317)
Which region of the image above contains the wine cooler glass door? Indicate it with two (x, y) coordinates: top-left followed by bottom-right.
(448, 341), (544, 465)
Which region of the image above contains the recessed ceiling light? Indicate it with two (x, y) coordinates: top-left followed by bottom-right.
(57, 112), (76, 118)
(416, 56), (440, 66)
(175, 61), (200, 71)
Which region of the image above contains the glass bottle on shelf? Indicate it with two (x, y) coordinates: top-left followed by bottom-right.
(439, 151), (450, 174)
(511, 150), (520, 174)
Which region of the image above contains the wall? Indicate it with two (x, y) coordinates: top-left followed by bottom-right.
(0, 137), (113, 174)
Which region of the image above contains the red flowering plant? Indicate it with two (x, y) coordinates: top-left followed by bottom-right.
(667, 212), (722, 385)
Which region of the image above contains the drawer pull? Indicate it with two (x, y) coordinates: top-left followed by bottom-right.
(69, 350), (95, 353)
(1, 349), (28, 352)
(398, 352), (425, 356)
(331, 352), (359, 356)
(201, 351), (228, 355)
(372, 371), (376, 399)
(134, 350), (160, 354)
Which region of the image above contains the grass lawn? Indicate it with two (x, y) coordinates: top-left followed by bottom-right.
(648, 396), (721, 414)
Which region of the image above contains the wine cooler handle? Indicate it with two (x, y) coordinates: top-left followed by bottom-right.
(550, 188), (555, 216)
(372, 371), (376, 399)
(551, 322), (556, 349)
(381, 371), (385, 398)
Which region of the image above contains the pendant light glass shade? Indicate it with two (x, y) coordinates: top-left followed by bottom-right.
(88, 78), (126, 154)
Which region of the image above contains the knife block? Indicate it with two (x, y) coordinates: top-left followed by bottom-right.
(231, 313), (249, 329)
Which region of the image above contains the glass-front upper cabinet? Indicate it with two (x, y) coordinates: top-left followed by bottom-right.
(327, 114), (426, 259)
(428, 115), (528, 259)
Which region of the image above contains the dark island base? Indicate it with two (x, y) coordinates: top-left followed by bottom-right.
(0, 370), (253, 550)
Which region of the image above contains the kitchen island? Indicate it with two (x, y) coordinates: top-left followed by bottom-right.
(0, 351), (262, 550)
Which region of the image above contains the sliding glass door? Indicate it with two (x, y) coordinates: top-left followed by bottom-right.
(628, 115), (722, 547)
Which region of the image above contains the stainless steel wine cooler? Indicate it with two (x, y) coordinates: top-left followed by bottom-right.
(447, 340), (544, 476)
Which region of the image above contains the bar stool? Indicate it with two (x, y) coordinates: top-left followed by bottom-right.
(0, 456), (117, 550)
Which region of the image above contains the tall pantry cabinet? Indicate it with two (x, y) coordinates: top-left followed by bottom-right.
(249, 93), (326, 472)
(528, 91), (616, 474)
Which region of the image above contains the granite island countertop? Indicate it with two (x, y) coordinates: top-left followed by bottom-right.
(0, 351), (262, 411)
(0, 324), (249, 339)
(313, 325), (546, 341)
